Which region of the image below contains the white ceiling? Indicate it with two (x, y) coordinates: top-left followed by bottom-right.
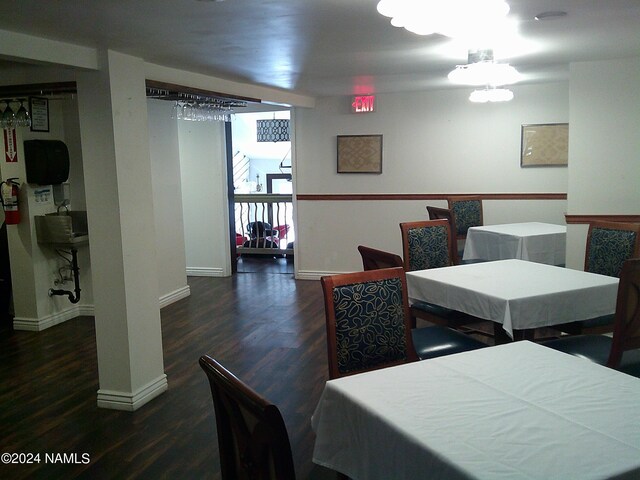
(0, 0), (639, 98)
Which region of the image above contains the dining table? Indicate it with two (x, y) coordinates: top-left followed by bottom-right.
(462, 222), (566, 265)
(312, 341), (640, 480)
(405, 259), (618, 339)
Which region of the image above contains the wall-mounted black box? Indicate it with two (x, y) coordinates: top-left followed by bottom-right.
(23, 140), (70, 185)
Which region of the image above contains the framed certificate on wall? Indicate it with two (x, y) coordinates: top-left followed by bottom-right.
(521, 123), (568, 167)
(29, 97), (50, 132)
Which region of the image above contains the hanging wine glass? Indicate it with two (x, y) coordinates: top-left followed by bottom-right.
(1, 101), (16, 129)
(171, 101), (180, 120)
(14, 100), (31, 127)
(0, 101), (6, 129)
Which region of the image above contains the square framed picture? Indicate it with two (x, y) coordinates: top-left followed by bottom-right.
(337, 134), (383, 174)
(521, 123), (568, 167)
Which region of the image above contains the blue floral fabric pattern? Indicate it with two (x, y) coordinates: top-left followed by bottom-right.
(451, 200), (482, 236)
(332, 277), (408, 375)
(407, 225), (450, 271)
(587, 228), (637, 277)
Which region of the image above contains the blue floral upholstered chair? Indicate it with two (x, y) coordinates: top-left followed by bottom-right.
(557, 221), (640, 335)
(585, 221), (640, 278)
(426, 205), (461, 265)
(400, 219), (452, 272)
(399, 219), (493, 343)
(447, 196), (483, 261)
(321, 267), (417, 378)
(322, 266), (486, 373)
(543, 258), (640, 378)
(399, 220), (460, 327)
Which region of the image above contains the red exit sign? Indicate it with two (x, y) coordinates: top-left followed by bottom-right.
(351, 95), (375, 113)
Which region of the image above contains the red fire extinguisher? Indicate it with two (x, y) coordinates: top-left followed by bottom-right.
(1, 178), (20, 225)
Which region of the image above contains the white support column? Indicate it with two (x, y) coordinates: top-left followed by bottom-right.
(76, 50), (166, 411)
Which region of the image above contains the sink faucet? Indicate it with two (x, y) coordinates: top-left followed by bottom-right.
(56, 200), (70, 214)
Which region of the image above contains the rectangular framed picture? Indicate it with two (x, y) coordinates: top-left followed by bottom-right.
(521, 123), (568, 167)
(29, 97), (50, 132)
(337, 134), (383, 174)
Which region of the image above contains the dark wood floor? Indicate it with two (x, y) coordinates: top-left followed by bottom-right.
(0, 257), (335, 480)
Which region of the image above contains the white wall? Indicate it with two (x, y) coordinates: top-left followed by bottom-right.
(147, 99), (189, 304)
(178, 120), (231, 276)
(565, 56), (640, 269)
(293, 82), (570, 276)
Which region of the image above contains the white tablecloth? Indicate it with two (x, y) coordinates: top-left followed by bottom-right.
(406, 259), (618, 337)
(312, 341), (640, 480)
(463, 222), (566, 265)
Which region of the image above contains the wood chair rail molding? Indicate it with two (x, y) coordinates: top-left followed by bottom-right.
(296, 193), (566, 201)
(565, 214), (640, 225)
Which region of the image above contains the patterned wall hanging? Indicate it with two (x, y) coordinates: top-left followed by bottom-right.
(257, 119), (290, 142)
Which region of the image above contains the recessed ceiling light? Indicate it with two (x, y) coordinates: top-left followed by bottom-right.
(534, 11), (567, 21)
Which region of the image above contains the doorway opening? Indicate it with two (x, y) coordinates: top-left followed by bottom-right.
(228, 110), (294, 274)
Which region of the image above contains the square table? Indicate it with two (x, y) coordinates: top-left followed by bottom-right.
(462, 222), (566, 265)
(406, 259), (618, 338)
(312, 341), (640, 480)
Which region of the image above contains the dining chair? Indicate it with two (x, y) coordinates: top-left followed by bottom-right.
(321, 267), (486, 373)
(357, 244), (404, 271)
(557, 220), (640, 335)
(399, 219), (454, 271)
(399, 219), (494, 340)
(585, 221), (640, 277)
(542, 258), (640, 378)
(399, 219), (456, 327)
(199, 354), (297, 480)
(426, 206), (460, 264)
(447, 196), (483, 260)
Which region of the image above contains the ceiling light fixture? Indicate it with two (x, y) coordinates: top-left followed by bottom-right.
(376, 0), (512, 42)
(448, 49), (521, 87)
(469, 87), (514, 103)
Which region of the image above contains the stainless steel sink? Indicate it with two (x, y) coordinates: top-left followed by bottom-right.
(34, 211), (89, 247)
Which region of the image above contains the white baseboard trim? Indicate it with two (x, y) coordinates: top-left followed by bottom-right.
(12, 285), (191, 331)
(159, 285), (191, 308)
(13, 304), (95, 331)
(186, 267), (226, 277)
(97, 374), (168, 411)
(295, 270), (344, 281)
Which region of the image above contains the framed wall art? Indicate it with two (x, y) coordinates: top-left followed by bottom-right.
(337, 134), (383, 174)
(520, 123), (568, 167)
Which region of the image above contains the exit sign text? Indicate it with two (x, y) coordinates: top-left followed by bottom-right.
(351, 95), (375, 113)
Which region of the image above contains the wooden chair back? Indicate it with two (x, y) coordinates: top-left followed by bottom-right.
(320, 267), (418, 379)
(608, 258), (640, 368)
(399, 219), (454, 272)
(426, 206), (460, 264)
(199, 355), (296, 480)
(357, 245), (404, 271)
(447, 196), (483, 239)
(585, 221), (640, 277)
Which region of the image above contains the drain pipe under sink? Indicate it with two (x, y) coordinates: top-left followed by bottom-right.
(49, 248), (81, 304)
